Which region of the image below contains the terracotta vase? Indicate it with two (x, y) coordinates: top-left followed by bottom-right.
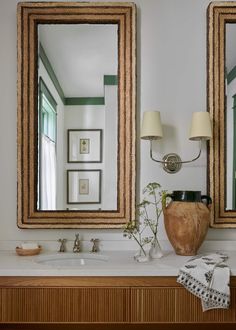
(163, 191), (212, 256)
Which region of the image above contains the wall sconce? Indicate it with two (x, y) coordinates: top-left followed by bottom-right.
(141, 111), (212, 174)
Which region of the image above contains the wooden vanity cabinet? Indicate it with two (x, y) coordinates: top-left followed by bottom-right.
(0, 277), (235, 324)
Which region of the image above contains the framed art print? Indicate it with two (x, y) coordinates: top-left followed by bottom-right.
(67, 170), (101, 204)
(68, 129), (102, 163)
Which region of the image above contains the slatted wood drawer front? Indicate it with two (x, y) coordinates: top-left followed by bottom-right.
(0, 277), (235, 324)
(0, 287), (130, 323)
(130, 287), (176, 322)
(131, 287), (236, 323)
(175, 287), (236, 323)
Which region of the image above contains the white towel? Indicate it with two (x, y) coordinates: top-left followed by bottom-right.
(177, 253), (230, 311)
(21, 242), (39, 250)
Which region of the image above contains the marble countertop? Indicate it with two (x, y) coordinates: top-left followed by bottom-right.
(0, 250), (235, 276)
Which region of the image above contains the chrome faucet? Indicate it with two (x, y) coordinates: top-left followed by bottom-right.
(90, 238), (100, 253)
(58, 239), (67, 252)
(73, 233), (81, 253)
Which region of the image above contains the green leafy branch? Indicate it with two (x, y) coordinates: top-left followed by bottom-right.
(123, 220), (152, 255)
(123, 182), (167, 254)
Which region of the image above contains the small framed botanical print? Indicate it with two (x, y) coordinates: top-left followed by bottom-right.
(80, 139), (90, 154)
(68, 129), (102, 163)
(67, 170), (101, 204)
(79, 179), (89, 195)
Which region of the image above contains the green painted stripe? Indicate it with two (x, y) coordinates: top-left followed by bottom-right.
(104, 75), (118, 85)
(65, 97), (105, 106)
(227, 65), (236, 84)
(39, 44), (116, 105)
(39, 44), (65, 104)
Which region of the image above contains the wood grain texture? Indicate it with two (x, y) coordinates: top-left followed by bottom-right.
(131, 286), (236, 323)
(175, 287), (236, 323)
(1, 277), (236, 324)
(0, 287), (130, 323)
(0, 276), (183, 288)
(17, 2), (136, 228)
(1, 325), (235, 330)
(0, 276), (235, 288)
(207, 2), (236, 227)
(130, 287), (176, 323)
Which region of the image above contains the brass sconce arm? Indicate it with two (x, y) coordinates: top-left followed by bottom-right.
(149, 140), (203, 174)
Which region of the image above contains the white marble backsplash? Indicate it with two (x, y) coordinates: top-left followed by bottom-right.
(0, 239), (235, 254)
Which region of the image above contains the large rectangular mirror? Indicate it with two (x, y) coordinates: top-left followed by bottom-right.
(17, 2), (136, 228)
(208, 2), (236, 227)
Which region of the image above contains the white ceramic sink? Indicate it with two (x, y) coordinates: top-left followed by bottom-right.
(34, 253), (108, 267)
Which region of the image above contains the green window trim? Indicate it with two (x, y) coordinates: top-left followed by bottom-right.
(38, 78), (57, 209)
(39, 44), (65, 104)
(39, 77), (57, 110)
(227, 65), (236, 85)
(39, 44), (118, 106)
(39, 78), (57, 142)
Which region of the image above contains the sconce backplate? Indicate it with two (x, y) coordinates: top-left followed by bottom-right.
(162, 153), (182, 174)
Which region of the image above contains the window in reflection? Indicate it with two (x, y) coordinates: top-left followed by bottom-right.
(226, 24), (236, 210)
(38, 79), (57, 210)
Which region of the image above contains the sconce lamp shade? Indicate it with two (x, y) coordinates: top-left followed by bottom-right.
(141, 111), (163, 140)
(189, 112), (212, 141)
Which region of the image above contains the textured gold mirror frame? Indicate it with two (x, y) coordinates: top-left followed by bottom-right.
(208, 2), (236, 227)
(17, 2), (136, 228)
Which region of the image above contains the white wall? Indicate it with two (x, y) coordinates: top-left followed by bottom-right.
(226, 24), (236, 73)
(64, 105), (105, 210)
(39, 24), (118, 97)
(1, 0), (236, 251)
(104, 85), (118, 211)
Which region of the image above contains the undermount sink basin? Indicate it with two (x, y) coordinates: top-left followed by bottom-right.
(34, 253), (108, 267)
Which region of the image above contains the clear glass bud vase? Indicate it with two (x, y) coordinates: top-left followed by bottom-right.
(134, 248), (149, 263)
(149, 237), (163, 259)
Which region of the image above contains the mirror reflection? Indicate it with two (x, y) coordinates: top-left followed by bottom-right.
(37, 24), (118, 211)
(226, 23), (236, 210)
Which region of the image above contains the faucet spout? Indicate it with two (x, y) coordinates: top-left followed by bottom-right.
(73, 234), (80, 253)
